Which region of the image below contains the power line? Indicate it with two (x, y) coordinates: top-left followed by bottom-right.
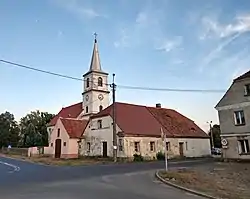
(117, 85), (226, 93)
(0, 59), (110, 86)
(0, 59), (226, 93)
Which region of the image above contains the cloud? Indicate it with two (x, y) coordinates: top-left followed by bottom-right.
(114, 29), (130, 48)
(201, 14), (250, 39)
(199, 13), (250, 71)
(155, 36), (183, 52)
(51, 0), (106, 19)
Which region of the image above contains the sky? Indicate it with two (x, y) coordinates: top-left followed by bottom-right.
(1, 0), (250, 131)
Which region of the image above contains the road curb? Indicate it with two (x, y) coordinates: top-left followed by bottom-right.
(155, 170), (220, 199)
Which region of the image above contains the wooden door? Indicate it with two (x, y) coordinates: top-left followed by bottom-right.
(179, 142), (184, 157)
(55, 139), (61, 158)
(102, 142), (108, 157)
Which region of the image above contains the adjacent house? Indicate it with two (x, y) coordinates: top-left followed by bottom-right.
(46, 35), (211, 159)
(80, 102), (210, 160)
(215, 71), (250, 160)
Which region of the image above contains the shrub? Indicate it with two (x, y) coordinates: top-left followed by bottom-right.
(156, 151), (165, 160)
(133, 154), (144, 162)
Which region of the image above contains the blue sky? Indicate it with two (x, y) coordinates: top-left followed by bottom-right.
(1, 0), (250, 130)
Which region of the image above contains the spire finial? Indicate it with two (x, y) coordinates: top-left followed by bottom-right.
(94, 32), (97, 43)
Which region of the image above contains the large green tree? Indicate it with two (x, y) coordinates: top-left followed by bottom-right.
(209, 124), (221, 148)
(19, 111), (54, 147)
(0, 112), (20, 148)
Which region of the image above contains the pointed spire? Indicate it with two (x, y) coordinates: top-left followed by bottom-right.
(89, 32), (102, 72)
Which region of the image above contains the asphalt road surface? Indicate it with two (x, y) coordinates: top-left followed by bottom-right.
(0, 156), (211, 199)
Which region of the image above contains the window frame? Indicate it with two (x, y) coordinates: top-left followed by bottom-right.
(86, 78), (90, 88)
(97, 120), (102, 129)
(85, 106), (88, 113)
(134, 141), (140, 152)
(98, 77), (103, 87)
(244, 84), (250, 96)
(99, 105), (103, 112)
(150, 141), (155, 152)
(238, 139), (250, 154)
(87, 142), (91, 152)
(234, 110), (245, 126)
(63, 142), (66, 147)
(118, 138), (123, 151)
(166, 142), (170, 151)
(57, 129), (60, 137)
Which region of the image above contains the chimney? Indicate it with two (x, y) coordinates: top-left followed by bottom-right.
(156, 103), (161, 108)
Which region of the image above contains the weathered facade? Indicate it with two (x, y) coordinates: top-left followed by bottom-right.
(215, 71), (250, 160)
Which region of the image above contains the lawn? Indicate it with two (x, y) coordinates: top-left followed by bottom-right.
(159, 162), (250, 199)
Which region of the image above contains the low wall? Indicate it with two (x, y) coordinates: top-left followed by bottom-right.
(0, 147), (29, 156)
(28, 146), (52, 157)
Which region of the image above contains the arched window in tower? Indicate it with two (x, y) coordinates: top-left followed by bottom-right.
(86, 106), (88, 113)
(86, 78), (90, 88)
(98, 77), (103, 87)
(99, 105), (103, 112)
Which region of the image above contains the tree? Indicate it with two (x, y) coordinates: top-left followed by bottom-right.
(19, 110), (54, 147)
(0, 112), (20, 148)
(209, 124), (221, 148)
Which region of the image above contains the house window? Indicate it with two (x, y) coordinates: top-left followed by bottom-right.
(87, 142), (91, 152)
(244, 84), (250, 96)
(239, 139), (250, 154)
(134, 142), (140, 152)
(57, 129), (60, 137)
(86, 78), (90, 87)
(166, 142), (170, 151)
(185, 141), (188, 150)
(99, 105), (103, 112)
(234, 110), (245, 125)
(63, 142), (66, 147)
(98, 77), (103, 87)
(51, 143), (53, 147)
(150, 141), (155, 151)
(118, 138), (123, 151)
(86, 106), (88, 113)
(97, 120), (102, 129)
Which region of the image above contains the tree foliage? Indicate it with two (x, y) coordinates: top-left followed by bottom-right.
(0, 112), (20, 148)
(209, 124), (221, 148)
(19, 110), (55, 147)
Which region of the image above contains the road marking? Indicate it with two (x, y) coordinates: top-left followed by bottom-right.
(0, 161), (20, 173)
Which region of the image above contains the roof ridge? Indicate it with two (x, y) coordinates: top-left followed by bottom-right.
(62, 102), (82, 109)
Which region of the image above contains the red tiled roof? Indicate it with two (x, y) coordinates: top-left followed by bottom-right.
(48, 102), (83, 126)
(92, 102), (208, 138)
(60, 118), (88, 138)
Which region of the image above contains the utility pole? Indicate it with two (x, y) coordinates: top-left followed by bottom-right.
(161, 127), (168, 171)
(112, 73), (117, 162)
(208, 121), (214, 149)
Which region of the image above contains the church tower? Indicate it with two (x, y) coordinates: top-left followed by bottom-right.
(81, 34), (110, 119)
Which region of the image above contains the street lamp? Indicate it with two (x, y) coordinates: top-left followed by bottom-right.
(207, 121), (214, 149)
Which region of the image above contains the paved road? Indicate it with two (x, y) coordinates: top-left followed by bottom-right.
(0, 157), (211, 199)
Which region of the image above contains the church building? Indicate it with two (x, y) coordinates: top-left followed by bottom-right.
(46, 36), (211, 159)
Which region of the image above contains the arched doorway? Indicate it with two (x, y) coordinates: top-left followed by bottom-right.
(55, 139), (61, 158)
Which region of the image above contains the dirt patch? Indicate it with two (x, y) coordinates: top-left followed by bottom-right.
(159, 162), (250, 199)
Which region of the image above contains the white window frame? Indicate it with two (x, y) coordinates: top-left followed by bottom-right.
(87, 142), (91, 152)
(234, 110), (245, 125)
(134, 142), (140, 152)
(150, 141), (155, 152)
(97, 120), (102, 129)
(238, 139), (250, 154)
(244, 84), (250, 96)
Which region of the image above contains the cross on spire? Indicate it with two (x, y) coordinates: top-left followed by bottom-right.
(94, 32), (98, 43)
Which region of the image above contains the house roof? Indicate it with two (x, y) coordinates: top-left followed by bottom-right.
(92, 102), (208, 138)
(60, 118), (88, 138)
(233, 70), (250, 82)
(48, 102), (82, 126)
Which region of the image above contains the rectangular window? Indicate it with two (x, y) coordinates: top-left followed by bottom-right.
(150, 141), (155, 152)
(166, 142), (170, 151)
(51, 143), (53, 147)
(86, 106), (88, 113)
(57, 129), (60, 137)
(87, 142), (91, 152)
(244, 84), (250, 96)
(185, 141), (188, 150)
(118, 139), (123, 151)
(134, 142), (140, 152)
(63, 142), (66, 147)
(234, 110), (245, 125)
(97, 120), (102, 129)
(239, 139), (250, 154)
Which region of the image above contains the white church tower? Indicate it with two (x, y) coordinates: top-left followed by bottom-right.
(81, 34), (110, 119)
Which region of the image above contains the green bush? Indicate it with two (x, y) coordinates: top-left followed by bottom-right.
(156, 151), (165, 160)
(133, 154), (144, 162)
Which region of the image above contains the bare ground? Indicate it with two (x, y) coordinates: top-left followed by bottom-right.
(159, 162), (250, 199)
